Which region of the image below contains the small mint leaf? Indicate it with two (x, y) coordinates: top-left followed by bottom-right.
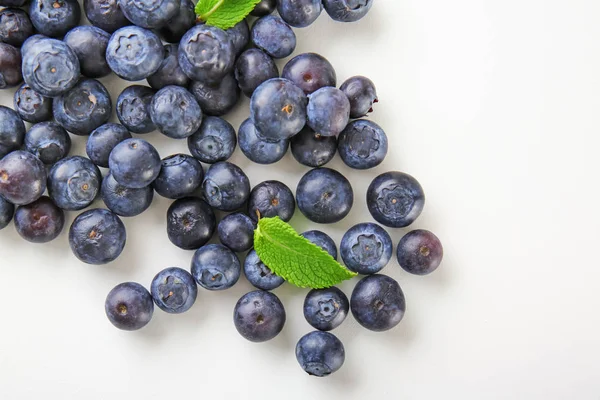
(195, 0), (261, 30)
(254, 217), (357, 289)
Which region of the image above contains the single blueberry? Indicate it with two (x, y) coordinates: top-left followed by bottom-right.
(187, 116), (237, 164)
(20, 33), (45, 55)
(106, 26), (164, 81)
(101, 172), (153, 217)
(47, 156), (102, 211)
(248, 180), (295, 222)
(238, 118), (289, 165)
(227, 19), (250, 56)
(159, 0), (195, 43)
(340, 223), (392, 275)
(150, 267), (197, 314)
(251, 15), (296, 59)
(296, 331), (345, 377)
(303, 287), (349, 331)
(290, 126), (337, 168)
(0, 8), (33, 47)
(150, 85), (202, 139)
(0, 195), (14, 230)
(14, 196), (64, 243)
(350, 274), (406, 332)
(147, 44), (190, 90)
(250, 0), (276, 17)
(0, 42), (22, 89)
(69, 208), (126, 264)
(116, 85), (156, 134)
(179, 25), (235, 84)
(300, 230), (337, 259)
(277, 0), (322, 28)
(281, 52), (336, 95)
(366, 171), (425, 228)
(109, 138), (161, 189)
(84, 0), (130, 33)
(339, 75), (378, 118)
(13, 83), (53, 124)
(397, 229), (443, 275)
(233, 290), (286, 342)
(153, 154), (203, 199)
(243, 250), (284, 291)
(105, 282), (153, 331)
(86, 123), (132, 168)
(24, 122), (71, 165)
(118, 0), (179, 29)
(0, 105), (26, 159)
(191, 244), (241, 290)
(29, 0), (81, 38)
(338, 119), (388, 169)
(306, 87), (350, 137)
(0, 151), (46, 205)
(63, 26), (111, 78)
(166, 197), (215, 250)
(296, 168), (353, 224)
(217, 212), (256, 253)
(188, 74), (240, 116)
(235, 49), (279, 98)
(201, 161), (251, 211)
(322, 0), (373, 22)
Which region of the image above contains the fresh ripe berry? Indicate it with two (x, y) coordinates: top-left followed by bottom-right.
(397, 229), (443, 275)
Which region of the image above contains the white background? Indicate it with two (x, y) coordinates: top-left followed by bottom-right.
(1, 0), (600, 398)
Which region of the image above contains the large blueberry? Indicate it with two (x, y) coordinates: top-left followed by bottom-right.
(397, 229), (443, 276)
(243, 250), (284, 291)
(13, 83), (53, 123)
(217, 212), (255, 253)
(300, 230), (337, 259)
(0, 105), (26, 159)
(150, 267), (197, 314)
(281, 52), (336, 95)
(0, 151), (46, 205)
(105, 282), (153, 331)
(153, 154), (203, 199)
(238, 118), (289, 165)
(296, 168), (353, 224)
(179, 25), (235, 84)
(306, 87), (350, 137)
(340, 222), (392, 275)
(53, 79), (112, 136)
(339, 75), (378, 118)
(303, 287), (349, 331)
(322, 0), (373, 22)
(24, 122), (71, 165)
(187, 116), (236, 164)
(14, 196), (64, 243)
(250, 0), (276, 16)
(191, 244), (241, 290)
(0, 195), (14, 230)
(150, 85), (202, 139)
(366, 171), (425, 228)
(118, 0), (179, 29)
(63, 26), (111, 78)
(188, 74), (240, 116)
(0, 8), (33, 47)
(84, 0), (130, 33)
(69, 208), (126, 264)
(350, 274), (406, 332)
(250, 78), (307, 142)
(227, 20), (250, 56)
(235, 49), (278, 98)
(338, 119), (387, 169)
(108, 138), (161, 189)
(159, 0), (194, 43)
(166, 197), (215, 250)
(147, 44), (190, 90)
(101, 172), (153, 217)
(86, 123), (132, 168)
(277, 0), (322, 28)
(233, 290), (286, 342)
(290, 126), (337, 168)
(296, 331), (345, 377)
(116, 85), (156, 134)
(248, 180), (295, 222)
(0, 42), (21, 89)
(251, 15), (296, 59)
(47, 156), (101, 211)
(29, 0), (80, 38)
(106, 26), (164, 81)
(201, 162), (250, 211)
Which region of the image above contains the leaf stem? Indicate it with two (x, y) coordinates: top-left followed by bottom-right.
(200, 0), (225, 20)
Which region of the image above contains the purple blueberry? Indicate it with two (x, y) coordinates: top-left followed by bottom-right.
(147, 44), (190, 90)
(63, 26), (111, 78)
(166, 197), (215, 250)
(179, 25), (235, 84)
(0, 42), (22, 89)
(29, 0), (81, 38)
(106, 26), (164, 81)
(116, 85), (156, 134)
(296, 331), (345, 377)
(24, 122), (71, 165)
(153, 154), (203, 199)
(227, 19), (250, 56)
(338, 119), (387, 169)
(248, 180), (295, 222)
(303, 287), (349, 331)
(0, 151), (46, 206)
(159, 0), (195, 43)
(290, 126), (337, 168)
(282, 52), (336, 95)
(238, 118), (289, 165)
(187, 116), (237, 164)
(201, 161), (250, 211)
(191, 244), (241, 290)
(235, 48), (279, 98)
(350, 274), (406, 332)
(0, 105), (26, 159)
(47, 156), (102, 211)
(0, 8), (33, 47)
(340, 223), (392, 275)
(0, 195), (14, 230)
(69, 208), (126, 264)
(218, 212), (255, 253)
(243, 250), (284, 291)
(14, 196), (64, 243)
(322, 0), (373, 22)
(339, 75), (378, 118)
(108, 138), (161, 189)
(306, 87), (350, 137)
(233, 290), (286, 342)
(150, 267), (197, 314)
(251, 15), (296, 59)
(150, 85), (202, 139)
(105, 282), (153, 331)
(101, 172), (153, 217)
(188, 73), (240, 116)
(84, 0), (130, 33)
(86, 123), (132, 168)
(13, 83), (53, 124)
(118, 0), (180, 29)
(277, 0), (322, 28)
(296, 168), (353, 224)
(251, 0), (276, 17)
(397, 229), (443, 275)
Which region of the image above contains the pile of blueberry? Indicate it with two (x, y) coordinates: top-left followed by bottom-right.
(0, 0), (444, 377)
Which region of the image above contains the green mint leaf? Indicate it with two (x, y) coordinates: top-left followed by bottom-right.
(254, 217), (357, 289)
(195, 0), (261, 30)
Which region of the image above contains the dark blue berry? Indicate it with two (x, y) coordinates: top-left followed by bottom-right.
(179, 25), (235, 84)
(235, 48), (278, 98)
(233, 290), (285, 342)
(277, 0), (322, 28)
(187, 116), (237, 164)
(303, 287), (348, 331)
(0, 42), (21, 89)
(281, 52), (336, 95)
(201, 161), (250, 211)
(159, 0), (194, 43)
(166, 197), (215, 250)
(248, 180), (295, 222)
(0, 195), (14, 230)
(350, 274), (405, 332)
(243, 250), (284, 291)
(13, 83), (53, 124)
(105, 282), (153, 331)
(251, 15), (296, 59)
(84, 0), (130, 33)
(296, 331), (345, 376)
(188, 73), (240, 116)
(24, 122), (71, 165)
(150, 85), (202, 139)
(0, 8), (33, 47)
(227, 19), (250, 56)
(150, 267), (197, 314)
(116, 85), (156, 134)
(47, 156), (101, 211)
(63, 26), (111, 79)
(69, 208), (126, 264)
(86, 123), (132, 168)
(338, 119), (387, 169)
(290, 126), (337, 167)
(147, 44), (190, 90)
(250, 0), (275, 17)
(339, 75), (377, 118)
(218, 212), (255, 253)
(0, 151), (46, 205)
(153, 154), (203, 199)
(397, 229), (443, 275)
(191, 244), (241, 290)
(340, 222), (392, 275)
(307, 87), (350, 137)
(14, 196), (64, 243)
(296, 168), (353, 224)
(300, 230), (337, 259)
(109, 138), (161, 189)
(238, 118), (289, 165)
(106, 26), (164, 81)
(118, 0), (179, 29)
(29, 0), (81, 38)
(0, 105), (26, 159)
(101, 172), (153, 217)
(322, 0), (373, 22)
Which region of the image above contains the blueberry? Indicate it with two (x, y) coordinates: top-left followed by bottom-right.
(0, 151), (46, 206)
(295, 331), (345, 377)
(47, 156), (101, 211)
(109, 138), (161, 189)
(218, 212), (255, 253)
(0, 42), (21, 89)
(201, 161), (250, 211)
(243, 250), (284, 291)
(179, 25), (235, 84)
(159, 0), (194, 43)
(69, 208), (126, 264)
(24, 122), (71, 165)
(296, 168), (353, 224)
(105, 282), (153, 331)
(147, 44), (190, 90)
(166, 197), (215, 250)
(0, 8), (33, 47)
(191, 244), (241, 290)
(234, 49), (278, 98)
(63, 26), (111, 78)
(250, 78), (307, 142)
(322, 0), (373, 22)
(0, 195), (14, 230)
(227, 20), (250, 56)
(306, 87), (350, 137)
(150, 85), (202, 139)
(106, 26), (164, 81)
(350, 274), (406, 332)
(101, 172), (153, 217)
(188, 73), (240, 116)
(251, 15), (296, 59)
(14, 196), (64, 243)
(13, 83), (53, 124)
(86, 123), (132, 168)
(84, 0), (130, 33)
(150, 267), (197, 314)
(338, 120), (387, 169)
(340, 222), (392, 275)
(277, 0), (322, 28)
(116, 85), (156, 134)
(20, 33), (45, 55)
(0, 105), (26, 159)
(303, 287), (348, 331)
(250, 0), (275, 17)
(53, 79), (112, 136)
(153, 154), (203, 199)
(187, 116), (237, 164)
(366, 171), (425, 228)
(248, 180), (295, 222)
(290, 126), (337, 167)
(300, 230), (337, 259)
(233, 290), (285, 342)
(29, 0), (81, 38)
(281, 52), (336, 95)
(339, 75), (377, 118)
(397, 229), (443, 275)
(118, 0), (179, 28)
(238, 118), (289, 165)
(22, 38), (80, 97)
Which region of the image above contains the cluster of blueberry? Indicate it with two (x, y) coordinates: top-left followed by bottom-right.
(0, 0), (444, 377)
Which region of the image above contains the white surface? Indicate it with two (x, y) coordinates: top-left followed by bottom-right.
(1, 1), (600, 398)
